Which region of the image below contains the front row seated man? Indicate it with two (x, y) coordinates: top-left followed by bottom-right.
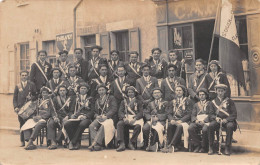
(88, 84), (118, 151)
(208, 84), (237, 156)
(116, 86), (144, 152)
(143, 87), (168, 152)
(188, 88), (213, 153)
(23, 87), (54, 150)
(64, 82), (95, 150)
(166, 85), (192, 152)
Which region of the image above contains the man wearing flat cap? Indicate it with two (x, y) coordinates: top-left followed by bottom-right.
(64, 82), (95, 150)
(208, 84), (237, 156)
(188, 88), (213, 153)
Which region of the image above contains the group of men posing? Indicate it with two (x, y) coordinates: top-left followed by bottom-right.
(13, 45), (237, 156)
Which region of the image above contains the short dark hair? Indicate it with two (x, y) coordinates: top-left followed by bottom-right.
(141, 63), (151, 70)
(38, 50), (47, 56)
(91, 45), (103, 51)
(20, 70), (29, 75)
(195, 58), (206, 65)
(68, 65), (77, 71)
(98, 64), (108, 71)
(58, 50), (68, 56)
(74, 48), (83, 54)
(128, 51), (139, 57)
(110, 50), (119, 55)
(167, 64), (177, 71)
(151, 48), (162, 54)
(168, 49), (177, 54)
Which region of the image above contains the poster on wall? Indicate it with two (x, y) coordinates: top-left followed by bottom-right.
(56, 32), (73, 54)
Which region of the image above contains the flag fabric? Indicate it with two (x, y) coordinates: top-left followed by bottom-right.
(214, 0), (246, 88)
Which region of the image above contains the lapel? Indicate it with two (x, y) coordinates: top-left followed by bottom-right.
(37, 61), (45, 70)
(141, 77), (148, 87)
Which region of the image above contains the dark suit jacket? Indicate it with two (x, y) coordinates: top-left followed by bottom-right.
(145, 58), (168, 79)
(75, 59), (89, 82)
(161, 77), (186, 101)
(205, 72), (231, 99)
(167, 97), (192, 122)
(70, 95), (95, 120)
(144, 99), (168, 125)
(191, 101), (213, 123)
(46, 78), (64, 95)
(210, 97), (237, 122)
(64, 76), (85, 96)
(30, 61), (52, 92)
(87, 57), (106, 82)
(107, 60), (124, 79)
(52, 96), (74, 120)
(188, 72), (208, 100)
(94, 95), (118, 123)
(37, 98), (55, 120)
(57, 60), (71, 80)
(136, 76), (158, 101)
(13, 81), (37, 109)
(118, 96), (143, 120)
(110, 76), (131, 103)
(124, 62), (142, 86)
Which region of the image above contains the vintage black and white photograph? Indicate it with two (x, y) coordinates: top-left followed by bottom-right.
(0, 0), (259, 164)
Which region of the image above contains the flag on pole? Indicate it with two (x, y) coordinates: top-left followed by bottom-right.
(214, 0), (246, 88)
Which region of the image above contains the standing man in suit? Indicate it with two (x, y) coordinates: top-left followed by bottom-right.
(110, 65), (131, 107)
(188, 59), (208, 103)
(30, 50), (52, 94)
(136, 63), (158, 105)
(124, 51), (142, 86)
(90, 64), (113, 100)
(64, 65), (84, 96)
(161, 64), (186, 101)
(74, 48), (88, 82)
(46, 67), (64, 97)
(167, 50), (185, 78)
(13, 71), (37, 147)
(107, 50), (123, 79)
(145, 48), (168, 87)
(57, 50), (71, 80)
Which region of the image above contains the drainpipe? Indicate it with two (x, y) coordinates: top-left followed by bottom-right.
(73, 0), (83, 49)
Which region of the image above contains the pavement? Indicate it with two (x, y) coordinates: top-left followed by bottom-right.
(0, 94), (260, 164)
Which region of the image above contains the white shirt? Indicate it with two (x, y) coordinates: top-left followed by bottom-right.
(112, 60), (118, 66)
(39, 60), (45, 66)
(100, 76), (107, 84)
(53, 78), (59, 84)
(21, 81), (27, 88)
(80, 94), (87, 101)
(153, 59), (159, 65)
(143, 75), (151, 82)
(119, 76), (125, 83)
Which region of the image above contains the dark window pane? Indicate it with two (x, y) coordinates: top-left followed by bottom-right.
(20, 45), (25, 59)
(183, 26), (193, 48)
(116, 31), (129, 62)
(84, 35), (96, 46)
(240, 45), (248, 59)
(236, 18), (247, 44)
(172, 27), (183, 49)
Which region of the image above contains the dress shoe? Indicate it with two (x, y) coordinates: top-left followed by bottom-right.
(128, 142), (135, 150)
(174, 146), (180, 152)
(74, 142), (81, 150)
(20, 141), (25, 147)
(93, 144), (103, 151)
(208, 146), (214, 155)
(224, 146), (231, 156)
(25, 144), (37, 150)
(68, 142), (74, 150)
(48, 144), (57, 150)
(199, 148), (206, 153)
(116, 143), (126, 152)
(193, 145), (200, 153)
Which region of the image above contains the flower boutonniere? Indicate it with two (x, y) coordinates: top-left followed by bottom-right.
(134, 102), (137, 111)
(44, 65), (49, 73)
(222, 100), (229, 109)
(137, 64), (140, 73)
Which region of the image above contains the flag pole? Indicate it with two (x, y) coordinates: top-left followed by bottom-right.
(207, 0), (222, 72)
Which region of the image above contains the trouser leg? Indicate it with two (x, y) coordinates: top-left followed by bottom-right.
(23, 129), (32, 141)
(116, 120), (125, 143)
(142, 123), (151, 147)
(201, 124), (208, 149)
(225, 122), (235, 147)
(64, 121), (80, 141)
(31, 122), (47, 141)
(130, 124), (141, 143)
(208, 120), (219, 147)
(167, 123), (176, 145)
(47, 118), (60, 141)
(95, 125), (105, 146)
(18, 116), (26, 142)
(171, 124), (183, 147)
(188, 123), (201, 146)
(71, 119), (92, 144)
(89, 120), (101, 144)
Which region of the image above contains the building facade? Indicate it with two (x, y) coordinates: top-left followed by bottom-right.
(0, 0), (259, 129)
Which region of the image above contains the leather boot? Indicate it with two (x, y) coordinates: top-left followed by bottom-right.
(208, 145), (214, 155)
(116, 142), (126, 152)
(128, 141), (135, 150)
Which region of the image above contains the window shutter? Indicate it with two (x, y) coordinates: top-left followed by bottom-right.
(100, 32), (110, 59)
(157, 26), (168, 54)
(129, 27), (140, 58)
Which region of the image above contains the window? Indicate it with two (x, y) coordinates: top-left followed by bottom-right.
(115, 31), (129, 61)
(83, 35), (96, 61)
(42, 40), (56, 67)
(20, 44), (30, 72)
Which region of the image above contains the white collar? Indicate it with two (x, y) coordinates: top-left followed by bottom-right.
(100, 75), (107, 82)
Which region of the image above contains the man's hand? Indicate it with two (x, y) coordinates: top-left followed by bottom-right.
(195, 120), (199, 124)
(216, 117), (221, 123)
(79, 115), (87, 120)
(54, 117), (60, 123)
(123, 118), (129, 125)
(176, 120), (182, 124)
(14, 108), (19, 114)
(170, 120), (176, 125)
(71, 114), (77, 119)
(222, 119), (228, 124)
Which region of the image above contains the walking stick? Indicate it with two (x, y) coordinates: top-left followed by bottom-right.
(218, 119), (223, 155)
